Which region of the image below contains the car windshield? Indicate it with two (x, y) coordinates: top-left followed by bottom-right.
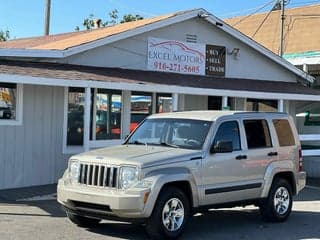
(126, 118), (212, 150)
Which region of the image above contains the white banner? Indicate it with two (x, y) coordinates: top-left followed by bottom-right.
(147, 37), (206, 75)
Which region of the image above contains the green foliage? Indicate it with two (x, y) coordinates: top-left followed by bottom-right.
(76, 9), (144, 31)
(0, 30), (10, 41)
(120, 14), (143, 24)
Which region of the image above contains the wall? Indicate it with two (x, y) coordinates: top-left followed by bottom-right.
(0, 84), (69, 189)
(65, 18), (298, 82)
(181, 94), (208, 111)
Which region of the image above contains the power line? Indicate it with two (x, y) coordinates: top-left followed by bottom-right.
(231, 0), (276, 26)
(251, 7), (274, 38)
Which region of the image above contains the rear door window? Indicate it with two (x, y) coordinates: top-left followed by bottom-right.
(272, 119), (295, 146)
(244, 119), (272, 149)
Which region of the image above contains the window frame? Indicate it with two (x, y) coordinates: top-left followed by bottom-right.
(212, 120), (242, 152)
(63, 87), (124, 154)
(0, 83), (23, 126)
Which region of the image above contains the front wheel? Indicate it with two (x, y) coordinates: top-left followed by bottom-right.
(260, 178), (293, 222)
(66, 212), (101, 227)
(146, 186), (190, 240)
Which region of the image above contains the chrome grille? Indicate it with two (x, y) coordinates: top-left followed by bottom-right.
(79, 163), (118, 188)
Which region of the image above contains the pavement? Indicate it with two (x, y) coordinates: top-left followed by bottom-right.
(0, 179), (319, 240)
(0, 178), (318, 202)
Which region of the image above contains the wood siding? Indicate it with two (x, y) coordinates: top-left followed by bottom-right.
(0, 84), (69, 189)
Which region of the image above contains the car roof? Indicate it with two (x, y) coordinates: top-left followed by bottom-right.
(147, 111), (288, 121)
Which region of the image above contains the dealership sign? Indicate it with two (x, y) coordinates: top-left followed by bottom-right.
(147, 37), (225, 76)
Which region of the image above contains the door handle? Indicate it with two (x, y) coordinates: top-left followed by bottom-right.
(268, 151), (278, 156)
(235, 155), (247, 160)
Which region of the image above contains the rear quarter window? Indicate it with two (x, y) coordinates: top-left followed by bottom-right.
(272, 119), (295, 146)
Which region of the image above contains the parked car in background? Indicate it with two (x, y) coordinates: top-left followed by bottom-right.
(0, 107), (12, 119)
(58, 111), (306, 239)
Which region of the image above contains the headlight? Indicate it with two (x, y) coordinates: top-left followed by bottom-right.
(69, 160), (80, 183)
(119, 166), (138, 189)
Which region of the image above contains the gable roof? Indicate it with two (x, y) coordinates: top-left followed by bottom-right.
(225, 4), (320, 57)
(0, 8), (314, 83)
(0, 13), (176, 51)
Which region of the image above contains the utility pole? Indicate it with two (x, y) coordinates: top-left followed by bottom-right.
(44, 0), (51, 35)
(279, 0), (285, 57)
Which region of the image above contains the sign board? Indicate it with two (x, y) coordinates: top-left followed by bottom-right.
(147, 37), (225, 76)
(205, 45), (226, 76)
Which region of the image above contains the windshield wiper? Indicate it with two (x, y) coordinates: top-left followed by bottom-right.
(128, 140), (146, 145)
(160, 142), (179, 148)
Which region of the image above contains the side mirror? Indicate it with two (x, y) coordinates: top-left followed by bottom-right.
(210, 140), (233, 154)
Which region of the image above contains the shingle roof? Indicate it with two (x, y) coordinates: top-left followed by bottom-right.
(225, 4), (320, 55)
(0, 60), (318, 96)
(0, 13), (177, 50)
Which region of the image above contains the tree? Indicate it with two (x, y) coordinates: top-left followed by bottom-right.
(75, 9), (143, 31)
(120, 14), (143, 24)
(0, 30), (10, 42)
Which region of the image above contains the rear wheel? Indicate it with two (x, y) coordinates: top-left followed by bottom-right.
(66, 212), (101, 227)
(260, 178), (293, 222)
(146, 186), (190, 240)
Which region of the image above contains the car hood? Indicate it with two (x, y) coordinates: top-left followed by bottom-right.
(73, 144), (203, 168)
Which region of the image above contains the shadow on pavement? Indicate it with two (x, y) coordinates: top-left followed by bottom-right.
(84, 208), (320, 240)
(88, 222), (149, 240)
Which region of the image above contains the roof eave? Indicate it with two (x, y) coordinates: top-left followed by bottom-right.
(0, 48), (64, 58)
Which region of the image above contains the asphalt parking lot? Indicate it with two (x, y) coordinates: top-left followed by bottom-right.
(0, 185), (319, 240)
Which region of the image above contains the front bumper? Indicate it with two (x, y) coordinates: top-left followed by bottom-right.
(57, 179), (151, 219)
(296, 171), (307, 193)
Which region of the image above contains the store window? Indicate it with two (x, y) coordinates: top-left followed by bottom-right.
(208, 96), (233, 110)
(66, 88), (123, 146)
(246, 98), (277, 112)
(130, 92), (152, 132)
(156, 93), (172, 113)
(0, 83), (17, 120)
(67, 88), (85, 146)
(91, 89), (122, 140)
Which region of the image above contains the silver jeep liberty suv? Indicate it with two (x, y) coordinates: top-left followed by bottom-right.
(58, 111), (306, 239)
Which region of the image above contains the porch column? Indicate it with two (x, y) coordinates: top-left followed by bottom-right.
(278, 99), (284, 112)
(152, 92), (157, 114)
(83, 87), (91, 151)
(172, 93), (179, 111)
(222, 96), (228, 110)
(121, 90), (131, 139)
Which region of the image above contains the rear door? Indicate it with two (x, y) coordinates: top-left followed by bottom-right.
(241, 118), (278, 188)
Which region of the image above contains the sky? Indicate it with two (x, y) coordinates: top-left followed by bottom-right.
(1, 0), (319, 39)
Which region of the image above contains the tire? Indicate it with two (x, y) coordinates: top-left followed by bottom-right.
(260, 178), (293, 222)
(66, 212), (101, 227)
(146, 186), (190, 240)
